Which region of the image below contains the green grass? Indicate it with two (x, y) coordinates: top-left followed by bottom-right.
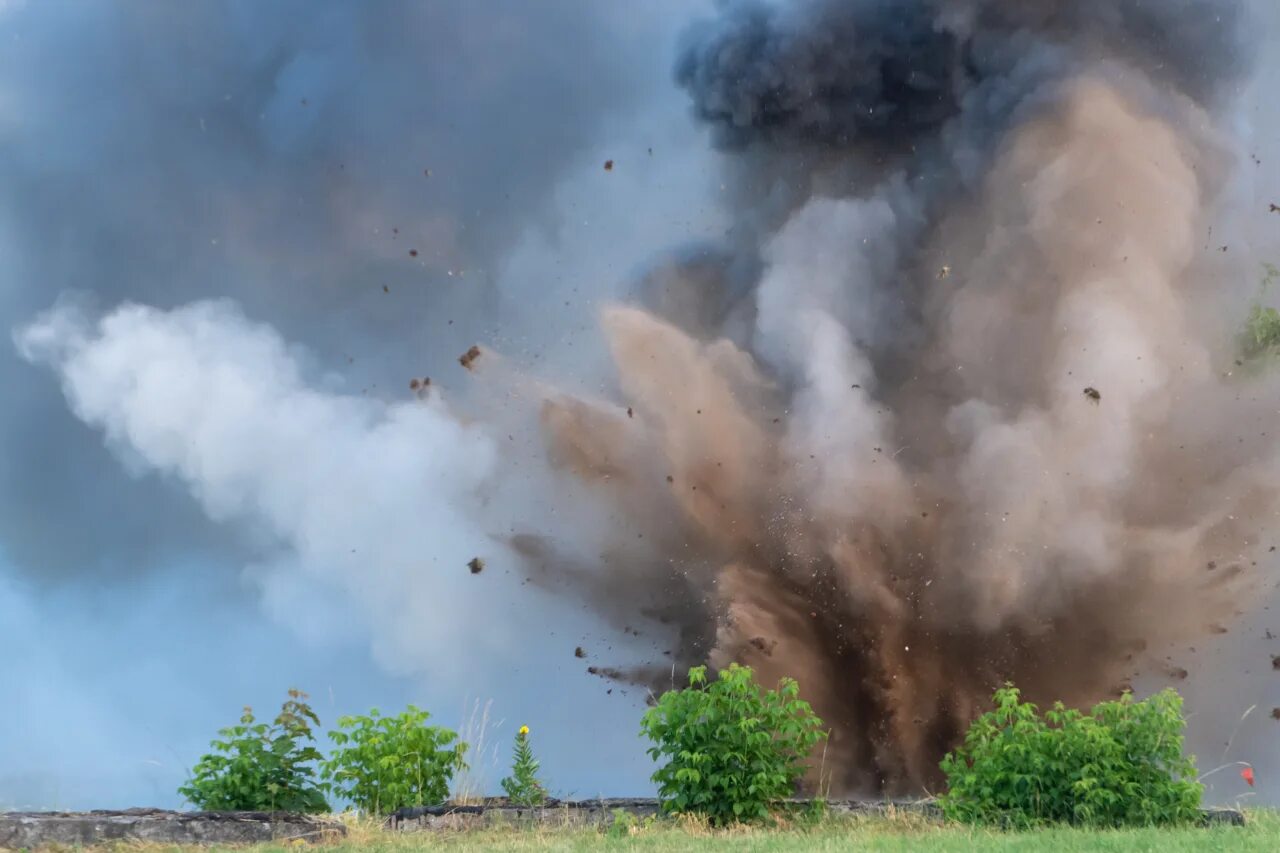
(160, 810), (1280, 853)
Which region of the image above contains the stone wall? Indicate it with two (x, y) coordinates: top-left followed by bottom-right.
(0, 808), (345, 848)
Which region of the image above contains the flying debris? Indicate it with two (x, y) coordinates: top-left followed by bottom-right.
(468, 557), (485, 575)
(603, 159), (614, 171)
(459, 345), (482, 370)
(1083, 387), (1101, 403)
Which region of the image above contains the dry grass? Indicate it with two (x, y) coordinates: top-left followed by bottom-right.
(450, 698), (503, 805)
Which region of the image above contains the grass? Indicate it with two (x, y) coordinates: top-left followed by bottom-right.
(94, 810), (1278, 853)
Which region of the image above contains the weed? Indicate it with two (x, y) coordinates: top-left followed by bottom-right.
(500, 725), (546, 807)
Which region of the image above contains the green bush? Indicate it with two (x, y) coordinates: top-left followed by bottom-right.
(639, 664), (827, 825)
(939, 684), (1202, 828)
(500, 724), (546, 807)
(1240, 263), (1280, 361)
(179, 688), (328, 813)
(320, 705), (466, 814)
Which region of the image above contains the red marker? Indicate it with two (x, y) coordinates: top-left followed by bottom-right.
(1241, 767), (1255, 787)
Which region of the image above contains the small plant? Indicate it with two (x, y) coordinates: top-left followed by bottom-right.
(321, 705), (466, 815)
(939, 683), (1202, 828)
(1240, 263), (1280, 361)
(179, 688), (328, 813)
(500, 725), (547, 807)
(640, 664), (827, 825)
(605, 808), (639, 839)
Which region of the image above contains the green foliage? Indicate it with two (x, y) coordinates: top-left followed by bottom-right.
(179, 688), (328, 813)
(939, 684), (1202, 828)
(500, 725), (546, 807)
(1240, 263), (1280, 361)
(321, 705), (467, 815)
(605, 808), (653, 839)
(639, 664), (828, 825)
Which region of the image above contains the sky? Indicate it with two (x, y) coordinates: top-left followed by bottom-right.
(3, 0), (1280, 810)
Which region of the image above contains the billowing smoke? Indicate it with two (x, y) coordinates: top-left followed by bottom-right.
(538, 0), (1280, 793)
(11, 0), (1280, 804)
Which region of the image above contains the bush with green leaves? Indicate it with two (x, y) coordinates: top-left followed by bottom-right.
(500, 724), (546, 806)
(639, 664), (827, 825)
(939, 684), (1202, 828)
(179, 688), (329, 813)
(320, 705), (466, 814)
(1240, 263), (1280, 361)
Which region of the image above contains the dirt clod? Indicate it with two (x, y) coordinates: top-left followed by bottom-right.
(468, 557), (485, 575)
(459, 345), (482, 370)
(1083, 387), (1101, 403)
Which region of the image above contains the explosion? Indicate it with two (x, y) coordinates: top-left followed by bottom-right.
(535, 0), (1273, 792)
(15, 0), (1278, 801)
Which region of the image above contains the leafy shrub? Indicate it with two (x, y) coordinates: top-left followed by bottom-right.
(320, 705), (466, 814)
(500, 724), (546, 806)
(1240, 263), (1280, 361)
(639, 664), (827, 825)
(939, 684), (1202, 828)
(179, 689), (328, 813)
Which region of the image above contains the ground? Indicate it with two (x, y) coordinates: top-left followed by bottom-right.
(163, 810), (1279, 852)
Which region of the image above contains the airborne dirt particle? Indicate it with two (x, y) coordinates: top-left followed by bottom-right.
(459, 345), (482, 370)
(603, 160), (614, 171)
(1083, 387), (1101, 403)
(574, 646), (586, 658)
(468, 557), (485, 575)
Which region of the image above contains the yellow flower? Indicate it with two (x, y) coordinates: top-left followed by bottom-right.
(519, 725), (530, 736)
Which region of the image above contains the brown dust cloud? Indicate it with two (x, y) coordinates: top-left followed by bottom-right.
(529, 0), (1279, 793)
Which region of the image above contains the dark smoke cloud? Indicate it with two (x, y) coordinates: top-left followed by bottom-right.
(678, 0), (1251, 153)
